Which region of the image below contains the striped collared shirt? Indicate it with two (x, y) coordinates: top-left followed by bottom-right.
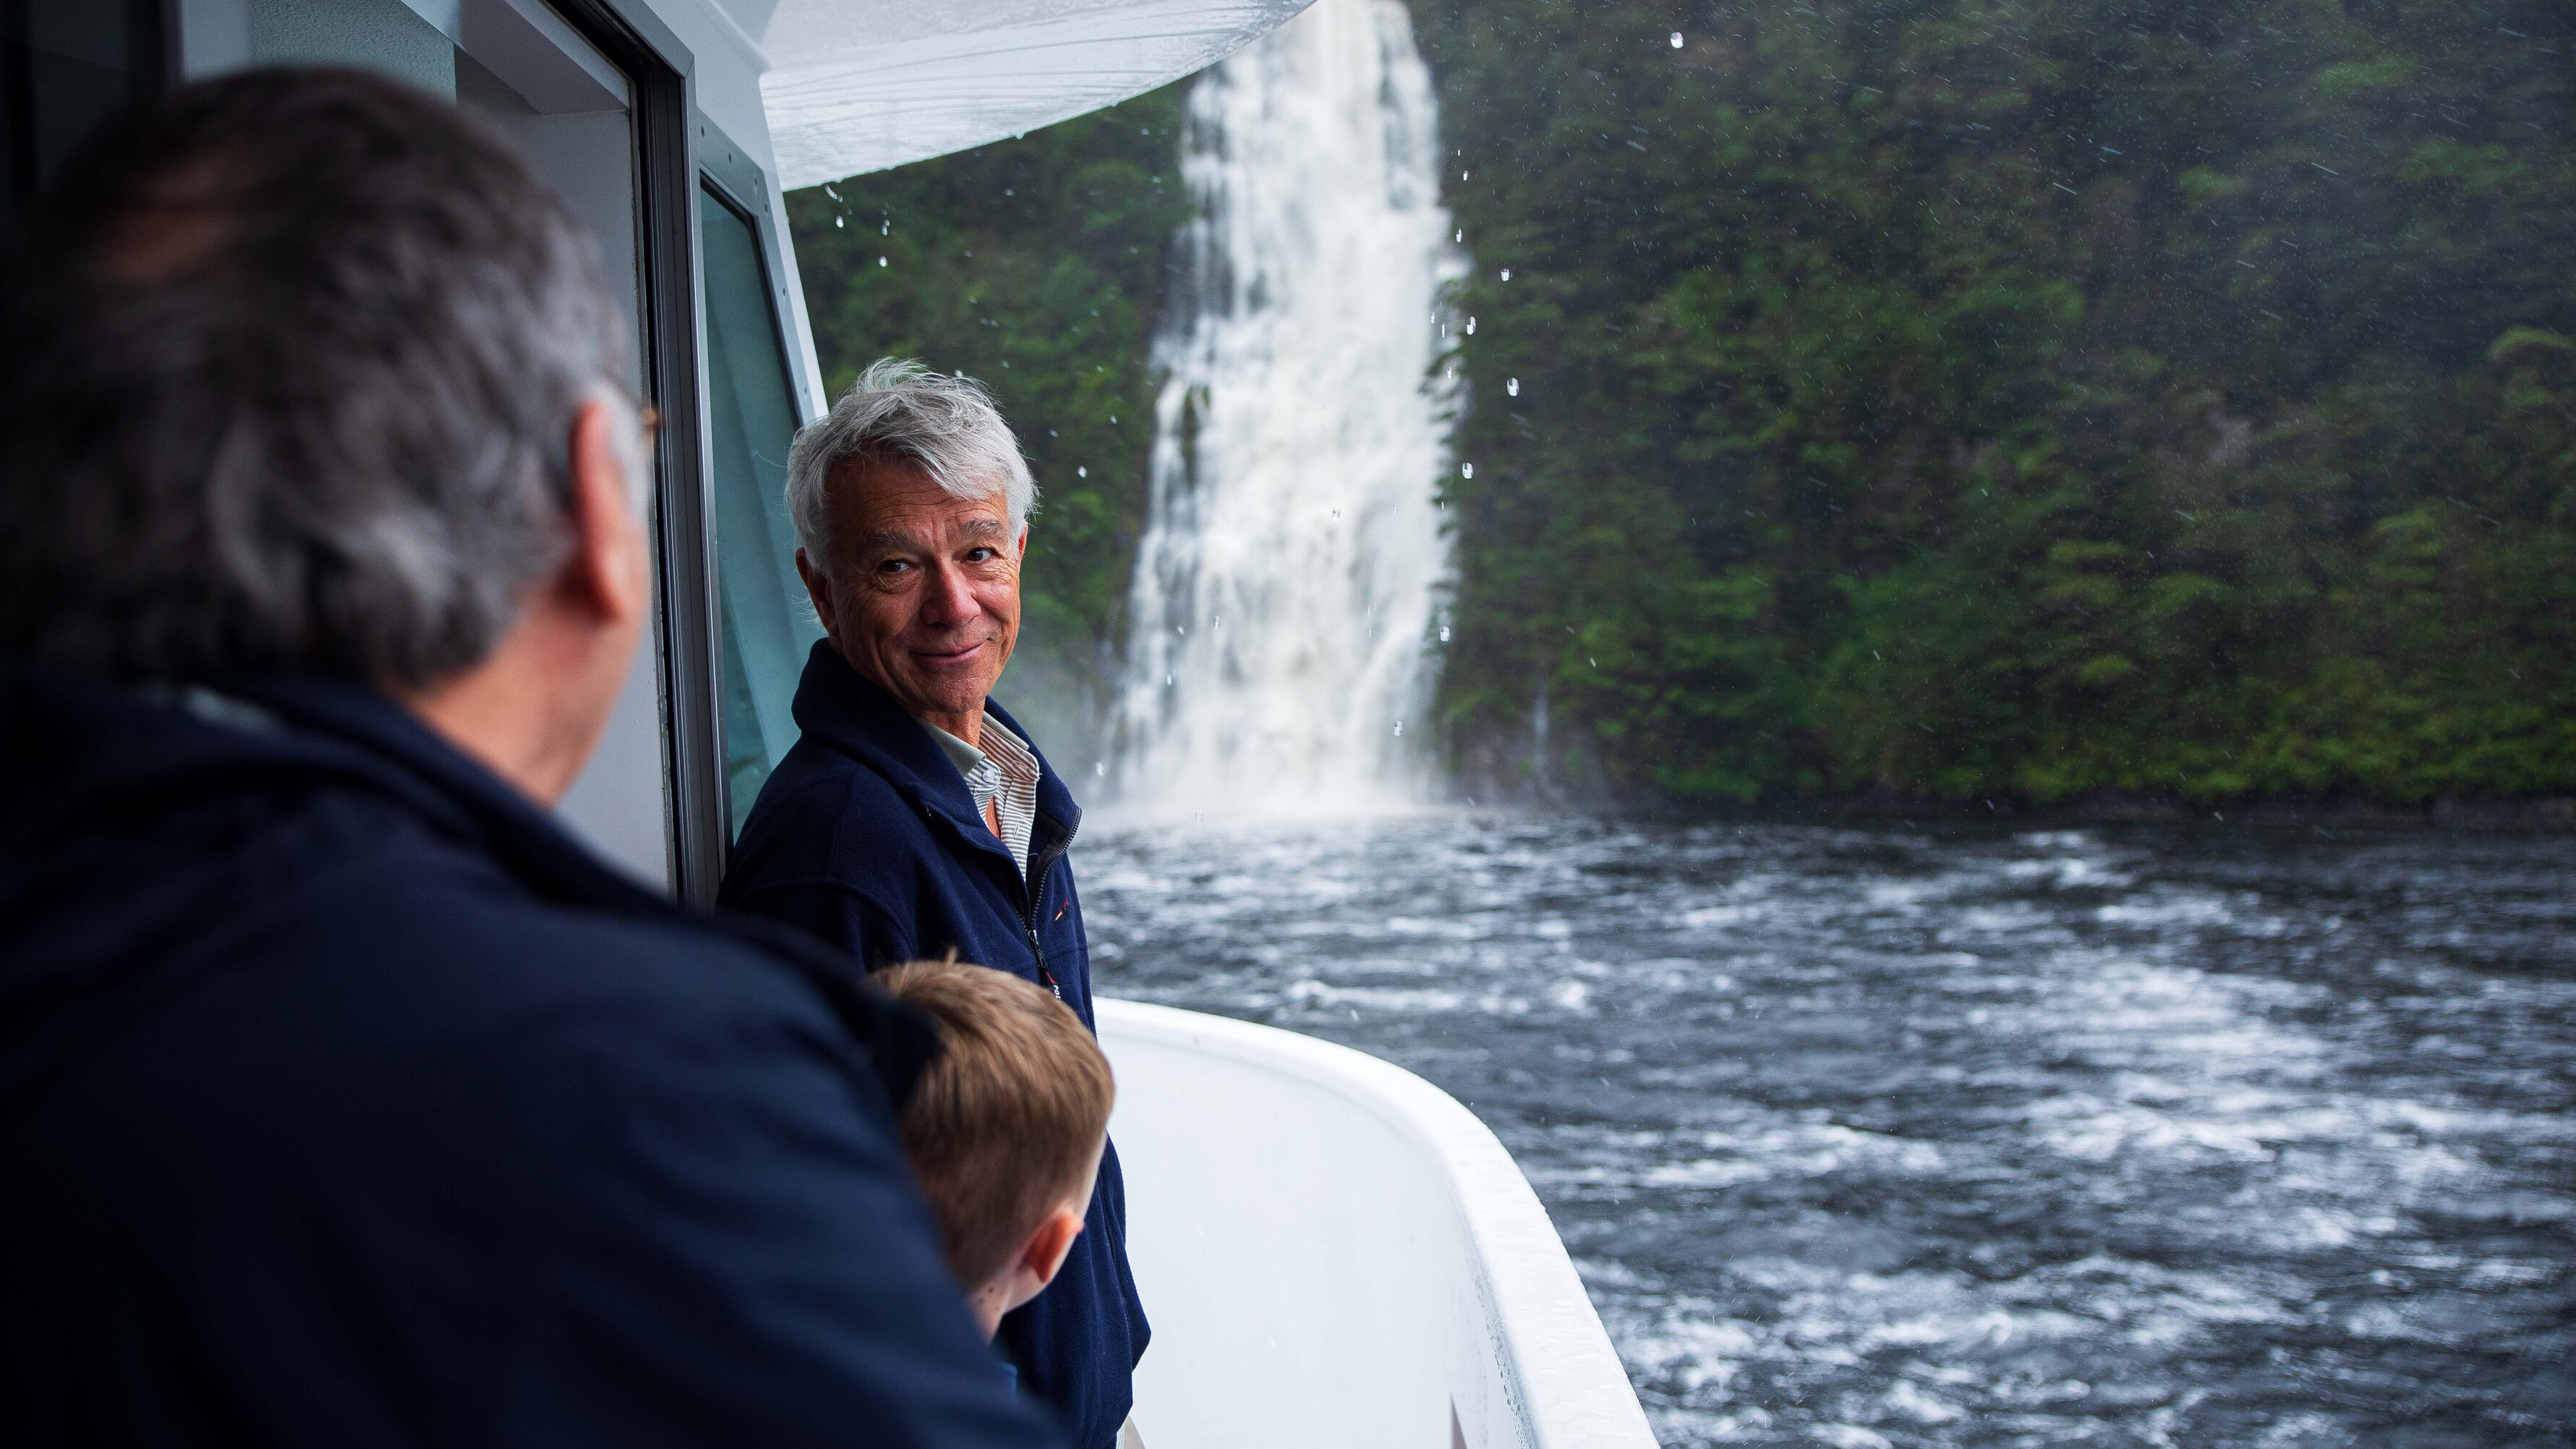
(921, 713), (1042, 882)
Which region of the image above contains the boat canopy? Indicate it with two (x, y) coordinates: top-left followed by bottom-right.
(731, 0), (1318, 187)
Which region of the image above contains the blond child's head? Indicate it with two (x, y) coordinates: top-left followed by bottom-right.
(874, 959), (1113, 1338)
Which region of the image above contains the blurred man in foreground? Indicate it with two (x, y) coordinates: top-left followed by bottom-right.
(0, 69), (1050, 1448)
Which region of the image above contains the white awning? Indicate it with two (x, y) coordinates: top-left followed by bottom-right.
(731, 0), (1317, 190)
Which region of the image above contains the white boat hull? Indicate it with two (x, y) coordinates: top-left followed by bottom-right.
(1097, 1000), (1658, 1449)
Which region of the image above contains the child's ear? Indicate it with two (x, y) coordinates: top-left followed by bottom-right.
(1021, 1207), (1088, 1291)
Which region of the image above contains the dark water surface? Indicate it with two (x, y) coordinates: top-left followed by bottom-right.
(1078, 812), (2576, 1448)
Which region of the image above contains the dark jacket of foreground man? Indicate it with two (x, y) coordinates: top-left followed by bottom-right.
(720, 641), (1147, 1449)
(0, 664), (1059, 1449)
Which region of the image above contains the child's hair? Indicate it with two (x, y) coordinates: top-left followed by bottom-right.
(872, 959), (1114, 1286)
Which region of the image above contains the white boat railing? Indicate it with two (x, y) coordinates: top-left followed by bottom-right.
(1096, 999), (1659, 1449)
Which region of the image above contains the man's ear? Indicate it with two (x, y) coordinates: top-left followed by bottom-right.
(1014, 525), (1028, 561)
(795, 547), (840, 646)
(1020, 1207), (1086, 1291)
(565, 397), (648, 628)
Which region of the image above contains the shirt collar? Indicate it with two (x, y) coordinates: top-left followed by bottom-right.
(918, 713), (1036, 789)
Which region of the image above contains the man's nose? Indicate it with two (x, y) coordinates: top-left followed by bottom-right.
(918, 561), (981, 627)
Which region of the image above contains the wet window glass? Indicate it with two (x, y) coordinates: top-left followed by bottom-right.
(783, 1), (2575, 1443)
(1, 0), (164, 231)
(700, 184), (817, 836)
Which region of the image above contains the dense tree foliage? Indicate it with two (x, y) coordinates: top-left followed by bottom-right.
(790, 0), (2575, 807)
(1420, 0), (2575, 804)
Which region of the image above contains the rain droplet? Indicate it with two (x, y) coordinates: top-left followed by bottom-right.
(881, 219), (890, 235)
(1439, 625), (1452, 642)
(1454, 228), (1464, 243)
(1076, 466), (1088, 477)
(835, 216), (845, 229)
(1214, 615), (1222, 629)
(1461, 462), (1475, 479)
(877, 255), (889, 268)
(1670, 30), (1684, 47)
(1589, 657), (1598, 668)
(1109, 415), (1118, 424)
(1393, 721), (1404, 737)
(1331, 509), (1341, 519)
(1500, 268), (1511, 281)
(1465, 316), (1477, 335)
(1165, 673), (1174, 686)
(1095, 761), (1106, 778)
(1460, 169), (1470, 180)
(824, 184), (843, 200)
(1507, 377), (1521, 396)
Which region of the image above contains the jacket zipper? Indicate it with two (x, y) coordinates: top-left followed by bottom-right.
(1018, 812), (1080, 1000)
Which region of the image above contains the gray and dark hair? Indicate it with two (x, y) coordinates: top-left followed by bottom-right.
(0, 67), (627, 687)
(785, 357), (1037, 569)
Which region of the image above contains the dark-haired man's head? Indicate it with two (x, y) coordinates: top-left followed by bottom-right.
(0, 67), (651, 803)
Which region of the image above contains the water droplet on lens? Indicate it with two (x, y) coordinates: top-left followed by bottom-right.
(835, 216), (845, 228)
(881, 219), (890, 235)
(1500, 268), (1511, 281)
(1671, 30), (1684, 47)
(1466, 316), (1477, 335)
(1507, 377), (1521, 396)
(1454, 228), (1464, 243)
(1462, 462), (1474, 479)
(1439, 625), (1451, 642)
(1077, 465), (1088, 477)
(877, 255), (888, 267)
(1393, 721), (1404, 736)
(1095, 761), (1106, 777)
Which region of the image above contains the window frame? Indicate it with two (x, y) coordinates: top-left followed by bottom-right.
(540, 0), (725, 901)
(694, 135), (817, 854)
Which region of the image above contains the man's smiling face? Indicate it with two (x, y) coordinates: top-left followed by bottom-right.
(798, 459), (1023, 738)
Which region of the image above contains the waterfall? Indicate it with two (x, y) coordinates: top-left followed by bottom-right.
(1111, 0), (1465, 816)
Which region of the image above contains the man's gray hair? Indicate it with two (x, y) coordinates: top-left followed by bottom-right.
(785, 357), (1037, 567)
(0, 67), (626, 687)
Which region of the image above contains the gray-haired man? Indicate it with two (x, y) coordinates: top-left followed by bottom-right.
(0, 70), (1052, 1448)
(720, 359), (1149, 1449)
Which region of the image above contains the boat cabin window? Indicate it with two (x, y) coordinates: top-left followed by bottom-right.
(175, 0), (693, 889)
(699, 182), (818, 835)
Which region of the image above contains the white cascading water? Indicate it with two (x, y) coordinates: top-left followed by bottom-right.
(1112, 0), (1466, 815)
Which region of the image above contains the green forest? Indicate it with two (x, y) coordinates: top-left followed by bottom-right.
(788, 0), (2575, 809)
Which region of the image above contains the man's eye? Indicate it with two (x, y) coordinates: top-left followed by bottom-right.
(965, 547), (996, 563)
(877, 558), (914, 577)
